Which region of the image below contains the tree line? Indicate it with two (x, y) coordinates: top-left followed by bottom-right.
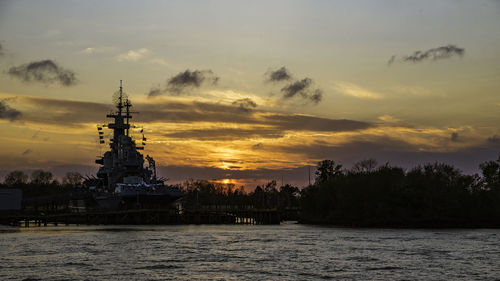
(0, 170), (83, 197)
(179, 179), (300, 213)
(300, 157), (500, 227)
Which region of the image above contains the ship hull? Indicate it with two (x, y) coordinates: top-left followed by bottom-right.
(95, 194), (121, 210)
(95, 193), (182, 210)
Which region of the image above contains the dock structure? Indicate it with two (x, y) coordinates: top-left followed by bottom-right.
(0, 207), (281, 227)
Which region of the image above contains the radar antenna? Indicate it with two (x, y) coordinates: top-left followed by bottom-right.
(118, 80), (123, 115)
(146, 155), (157, 182)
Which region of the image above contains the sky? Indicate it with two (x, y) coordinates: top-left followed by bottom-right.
(0, 0), (499, 188)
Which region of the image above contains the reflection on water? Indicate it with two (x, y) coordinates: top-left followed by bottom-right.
(0, 224), (499, 280)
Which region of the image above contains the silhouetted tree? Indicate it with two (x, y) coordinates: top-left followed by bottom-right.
(479, 156), (500, 191)
(251, 185), (265, 208)
(62, 172), (84, 186)
(30, 170), (54, 185)
(315, 160), (343, 184)
(4, 170), (28, 186)
(279, 184), (300, 209)
(351, 158), (378, 173)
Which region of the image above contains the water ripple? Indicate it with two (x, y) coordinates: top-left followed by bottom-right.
(0, 224), (499, 280)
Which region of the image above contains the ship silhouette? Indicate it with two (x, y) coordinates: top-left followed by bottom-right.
(88, 81), (183, 209)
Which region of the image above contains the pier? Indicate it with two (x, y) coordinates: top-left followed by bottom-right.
(0, 207), (282, 227)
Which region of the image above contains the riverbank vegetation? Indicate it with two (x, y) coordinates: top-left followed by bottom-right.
(0, 170), (81, 197)
(300, 158), (500, 227)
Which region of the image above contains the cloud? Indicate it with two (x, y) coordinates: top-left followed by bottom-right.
(387, 55), (395, 66)
(404, 45), (465, 62)
(487, 135), (500, 144)
(451, 132), (459, 142)
(169, 69), (217, 88)
(148, 69), (219, 97)
(264, 67), (324, 104)
(335, 81), (383, 99)
(18, 96), (109, 127)
(21, 149), (32, 156)
(389, 44), (465, 65)
(14, 95), (373, 134)
(232, 98), (257, 112)
(263, 113), (372, 132)
(378, 115), (400, 123)
(281, 78), (323, 104)
(0, 99), (22, 121)
(7, 60), (77, 86)
(282, 78), (311, 98)
(116, 48), (149, 62)
(81, 47), (95, 54)
(147, 86), (163, 97)
(252, 143), (263, 150)
(0, 43), (4, 57)
(310, 89), (323, 104)
(139, 102), (371, 133)
(80, 46), (117, 55)
(265, 66), (292, 82)
(164, 127), (284, 141)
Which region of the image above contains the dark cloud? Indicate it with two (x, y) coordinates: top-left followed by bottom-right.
(169, 69), (218, 88)
(487, 135), (500, 144)
(280, 78), (323, 104)
(264, 67), (324, 104)
(390, 45), (465, 65)
(310, 89), (323, 104)
(387, 55), (395, 66)
(252, 143), (263, 149)
(265, 66), (292, 82)
(451, 132), (459, 142)
(263, 114), (372, 132)
(0, 43), (4, 57)
(232, 98), (257, 112)
(147, 86), (163, 97)
(148, 69), (219, 97)
(20, 96), (109, 127)
(404, 45), (464, 62)
(21, 149), (32, 156)
(0, 99), (22, 121)
(135, 101), (258, 125)
(164, 128), (284, 141)
(139, 104), (371, 133)
(282, 78), (312, 98)
(8, 59), (77, 86)
(19, 96), (372, 135)
(158, 113), (372, 140)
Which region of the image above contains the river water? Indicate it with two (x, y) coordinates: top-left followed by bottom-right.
(0, 223), (499, 280)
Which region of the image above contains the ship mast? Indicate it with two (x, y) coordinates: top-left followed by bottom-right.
(118, 80), (123, 116)
(125, 99), (130, 136)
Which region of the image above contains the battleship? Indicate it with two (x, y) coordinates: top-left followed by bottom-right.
(88, 81), (183, 209)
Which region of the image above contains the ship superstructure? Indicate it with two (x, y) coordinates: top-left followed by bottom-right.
(91, 81), (182, 209)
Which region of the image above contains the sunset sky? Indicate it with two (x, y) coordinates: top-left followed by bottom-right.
(0, 0), (499, 188)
